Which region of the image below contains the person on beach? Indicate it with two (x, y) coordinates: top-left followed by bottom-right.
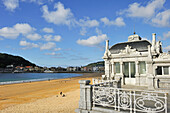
(60, 92), (62, 95)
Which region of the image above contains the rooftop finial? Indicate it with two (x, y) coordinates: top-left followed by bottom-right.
(133, 24), (136, 34)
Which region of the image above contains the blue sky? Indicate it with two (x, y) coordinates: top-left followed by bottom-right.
(0, 0), (170, 67)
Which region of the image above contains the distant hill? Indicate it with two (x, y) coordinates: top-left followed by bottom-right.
(0, 53), (36, 68)
(86, 61), (104, 67)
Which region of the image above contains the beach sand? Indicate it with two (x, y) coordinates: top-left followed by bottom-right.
(0, 73), (102, 113)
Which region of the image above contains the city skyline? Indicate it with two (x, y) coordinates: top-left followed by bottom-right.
(0, 0), (170, 67)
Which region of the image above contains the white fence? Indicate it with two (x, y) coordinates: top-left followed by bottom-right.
(93, 86), (168, 113)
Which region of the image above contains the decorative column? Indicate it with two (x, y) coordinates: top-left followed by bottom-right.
(146, 61), (154, 90)
(120, 62), (124, 85)
(104, 59), (110, 80)
(111, 62), (114, 79)
(154, 66), (158, 88)
(135, 61), (140, 85)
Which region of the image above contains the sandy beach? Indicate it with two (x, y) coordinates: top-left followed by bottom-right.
(0, 73), (102, 113)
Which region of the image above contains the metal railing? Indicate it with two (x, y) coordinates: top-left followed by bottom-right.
(93, 86), (168, 113)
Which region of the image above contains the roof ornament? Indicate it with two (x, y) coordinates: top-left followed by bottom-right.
(128, 25), (142, 42)
(103, 40), (111, 59)
(119, 45), (138, 54)
(133, 24), (136, 35)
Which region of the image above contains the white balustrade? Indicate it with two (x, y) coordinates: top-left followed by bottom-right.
(93, 86), (168, 113)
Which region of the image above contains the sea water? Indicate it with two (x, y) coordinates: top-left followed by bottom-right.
(0, 73), (82, 85)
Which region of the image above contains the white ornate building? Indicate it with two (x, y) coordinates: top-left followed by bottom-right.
(102, 33), (170, 90)
(76, 33), (169, 113)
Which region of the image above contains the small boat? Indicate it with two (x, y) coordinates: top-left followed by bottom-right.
(44, 70), (54, 73)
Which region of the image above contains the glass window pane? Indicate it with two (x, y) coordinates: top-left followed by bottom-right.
(114, 62), (120, 73)
(139, 61), (146, 74)
(130, 62), (135, 78)
(123, 62), (129, 77)
(163, 66), (169, 75)
(156, 66), (162, 75)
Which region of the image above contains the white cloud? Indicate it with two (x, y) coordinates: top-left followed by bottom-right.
(44, 35), (61, 42)
(53, 35), (61, 42)
(3, 0), (19, 11)
(44, 35), (52, 41)
(54, 48), (61, 51)
(44, 52), (61, 56)
(14, 23), (35, 34)
(2, 0), (55, 11)
(19, 40), (61, 51)
(100, 17), (125, 27)
(78, 18), (99, 35)
(42, 27), (54, 33)
(30, 0), (44, 5)
(0, 23), (35, 39)
(41, 2), (99, 30)
(29, 0), (54, 5)
(0, 27), (18, 39)
(120, 0), (165, 18)
(80, 27), (87, 36)
(40, 42), (56, 50)
(95, 28), (102, 35)
(26, 33), (41, 41)
(3, 0), (50, 11)
(163, 31), (170, 39)
(20, 40), (39, 49)
(42, 2), (74, 26)
(152, 10), (170, 27)
(77, 34), (108, 47)
(78, 17), (99, 27)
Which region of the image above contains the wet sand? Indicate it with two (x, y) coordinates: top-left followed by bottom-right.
(0, 73), (102, 113)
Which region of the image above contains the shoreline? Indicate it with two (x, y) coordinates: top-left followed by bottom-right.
(0, 72), (102, 112)
(0, 72), (100, 85)
(0, 74), (82, 85)
(0, 71), (98, 73)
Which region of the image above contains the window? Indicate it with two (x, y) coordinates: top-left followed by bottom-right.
(123, 62), (135, 78)
(139, 61), (146, 74)
(156, 66), (169, 75)
(114, 62), (120, 73)
(130, 62), (135, 78)
(156, 66), (162, 75)
(123, 62), (129, 77)
(163, 66), (169, 75)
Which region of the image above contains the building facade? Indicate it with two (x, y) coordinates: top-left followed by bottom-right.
(103, 33), (170, 89)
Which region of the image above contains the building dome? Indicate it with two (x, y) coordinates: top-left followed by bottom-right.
(109, 40), (151, 54)
(128, 34), (142, 42)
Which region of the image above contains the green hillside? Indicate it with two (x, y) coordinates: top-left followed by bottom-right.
(86, 61), (104, 67)
(0, 53), (36, 68)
